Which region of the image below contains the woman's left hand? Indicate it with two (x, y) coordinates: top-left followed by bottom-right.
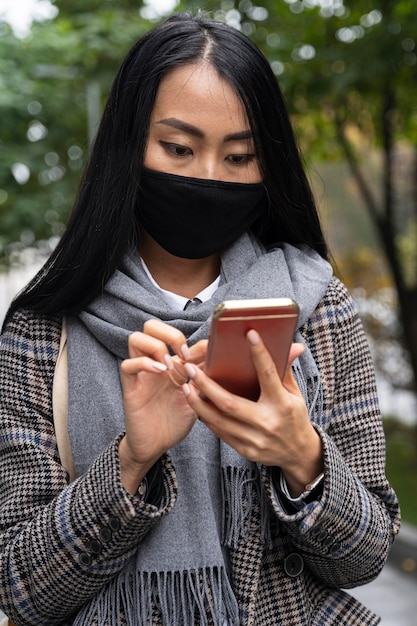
(182, 329), (323, 497)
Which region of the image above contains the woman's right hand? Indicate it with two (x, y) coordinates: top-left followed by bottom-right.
(119, 319), (207, 494)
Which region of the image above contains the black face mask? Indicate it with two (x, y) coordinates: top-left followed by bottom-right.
(138, 168), (266, 259)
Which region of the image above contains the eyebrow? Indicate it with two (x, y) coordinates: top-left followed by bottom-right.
(156, 118), (253, 143)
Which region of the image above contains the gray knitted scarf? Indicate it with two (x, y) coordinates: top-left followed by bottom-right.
(66, 232), (332, 625)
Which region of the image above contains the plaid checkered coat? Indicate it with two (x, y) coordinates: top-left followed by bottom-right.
(0, 277), (400, 625)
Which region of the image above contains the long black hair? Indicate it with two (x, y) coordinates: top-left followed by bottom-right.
(5, 12), (328, 324)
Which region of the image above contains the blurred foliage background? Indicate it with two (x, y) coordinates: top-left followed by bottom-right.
(1, 0), (417, 520)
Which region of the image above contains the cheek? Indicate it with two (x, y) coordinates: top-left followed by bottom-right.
(246, 160), (263, 184)
(143, 140), (159, 169)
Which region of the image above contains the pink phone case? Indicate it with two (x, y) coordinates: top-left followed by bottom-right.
(205, 298), (299, 400)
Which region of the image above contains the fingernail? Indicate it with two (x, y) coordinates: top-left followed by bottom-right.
(184, 363), (197, 379)
(180, 343), (191, 360)
(182, 383), (191, 396)
(152, 361), (167, 372)
(247, 329), (260, 346)
(163, 354), (175, 370)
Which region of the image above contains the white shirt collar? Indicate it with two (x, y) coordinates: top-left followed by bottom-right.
(140, 257), (220, 311)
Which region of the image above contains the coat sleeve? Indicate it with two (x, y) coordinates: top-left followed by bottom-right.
(0, 310), (177, 625)
(262, 277), (401, 588)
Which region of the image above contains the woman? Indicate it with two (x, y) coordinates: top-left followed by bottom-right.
(0, 12), (400, 625)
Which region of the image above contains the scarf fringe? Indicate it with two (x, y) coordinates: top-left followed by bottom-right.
(73, 566), (239, 626)
(221, 466), (272, 549)
(293, 362), (324, 424)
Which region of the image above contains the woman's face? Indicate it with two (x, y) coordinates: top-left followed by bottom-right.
(144, 63), (262, 183)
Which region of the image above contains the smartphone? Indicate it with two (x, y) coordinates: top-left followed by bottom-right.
(205, 298), (299, 400)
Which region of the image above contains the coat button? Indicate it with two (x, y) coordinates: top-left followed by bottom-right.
(108, 516), (121, 532)
(89, 539), (103, 555)
(99, 526), (112, 543)
(78, 552), (92, 566)
(323, 535), (335, 547)
(284, 553), (304, 577)
(310, 525), (324, 538)
(317, 529), (329, 542)
(328, 541), (341, 554)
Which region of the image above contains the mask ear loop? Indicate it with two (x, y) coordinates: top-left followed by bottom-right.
(166, 355), (191, 387)
(169, 297), (202, 385)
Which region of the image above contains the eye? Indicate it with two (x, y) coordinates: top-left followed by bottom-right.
(227, 154), (256, 165)
(160, 142), (193, 157)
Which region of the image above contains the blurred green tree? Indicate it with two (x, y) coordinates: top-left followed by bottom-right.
(0, 0), (162, 265)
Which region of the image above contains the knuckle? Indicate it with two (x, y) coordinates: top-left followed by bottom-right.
(261, 364), (277, 380)
(221, 396), (239, 415)
(128, 330), (142, 344)
(144, 319), (185, 343)
(143, 319), (156, 331)
(241, 440), (262, 463)
(280, 398), (295, 417)
(127, 332), (144, 355)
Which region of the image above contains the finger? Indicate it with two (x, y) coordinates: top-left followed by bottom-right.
(246, 329), (283, 398)
(120, 356), (168, 376)
(287, 342), (305, 369)
(143, 319), (190, 360)
(188, 339), (208, 364)
(182, 378), (230, 425)
(127, 331), (171, 362)
(282, 343), (305, 396)
(182, 378), (259, 453)
(183, 363), (249, 421)
(120, 356), (169, 397)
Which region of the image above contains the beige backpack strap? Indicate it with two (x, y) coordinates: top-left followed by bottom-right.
(52, 319), (76, 482)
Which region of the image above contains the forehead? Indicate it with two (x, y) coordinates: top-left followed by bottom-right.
(151, 63), (249, 129)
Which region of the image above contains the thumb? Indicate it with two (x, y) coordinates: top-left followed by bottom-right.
(188, 339), (208, 365)
(283, 342), (305, 395)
